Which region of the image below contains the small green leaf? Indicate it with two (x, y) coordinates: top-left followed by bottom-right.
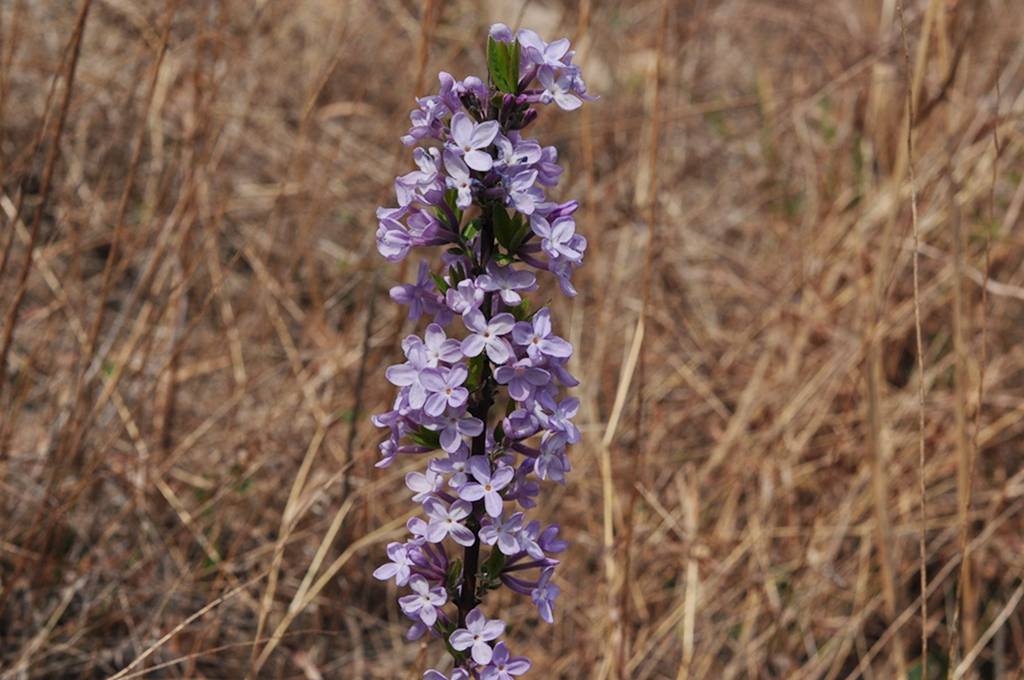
(487, 37), (520, 94)
(510, 298), (531, 321)
(430, 272), (449, 294)
(493, 205), (516, 250)
(408, 427), (441, 450)
(461, 219), (480, 242)
(466, 354), (488, 392)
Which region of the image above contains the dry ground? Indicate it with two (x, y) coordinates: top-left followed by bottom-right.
(2, 0), (1024, 678)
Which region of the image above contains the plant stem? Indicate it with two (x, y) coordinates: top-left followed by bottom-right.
(456, 209), (495, 629)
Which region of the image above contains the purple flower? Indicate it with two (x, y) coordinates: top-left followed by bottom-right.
(422, 323), (463, 365)
(494, 358), (550, 402)
(536, 432), (569, 482)
(489, 23), (514, 43)
(424, 671), (469, 680)
(385, 343), (431, 409)
(495, 134), (542, 171)
(476, 262), (536, 306)
(445, 278), (485, 315)
(479, 513), (523, 555)
(505, 169), (543, 215)
(444, 150), (474, 209)
(481, 642), (531, 679)
(423, 498), (476, 546)
(406, 468), (443, 503)
(449, 112), (499, 171)
(431, 409), (485, 453)
(462, 311), (515, 364)
(375, 24), (592, 672)
(511, 308), (572, 362)
(530, 214), (583, 262)
(449, 608), (506, 665)
(373, 542), (415, 586)
(430, 448), (470, 488)
(399, 576), (447, 626)
(421, 364), (469, 417)
(540, 396), (580, 443)
(376, 213), (413, 262)
(517, 29), (572, 69)
(459, 456), (514, 517)
(538, 67), (583, 111)
(391, 262), (442, 322)
(531, 567), (560, 624)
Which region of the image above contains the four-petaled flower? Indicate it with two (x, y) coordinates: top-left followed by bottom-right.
(421, 363), (469, 417)
(495, 358), (550, 403)
(449, 608), (506, 665)
(462, 311), (515, 364)
(450, 112), (499, 171)
(399, 576), (447, 626)
(423, 498), (476, 546)
(373, 542), (415, 586)
(479, 513), (524, 555)
(459, 456), (515, 517)
(481, 642), (532, 679)
(512, 308), (572, 362)
(531, 567), (560, 624)
(476, 262), (537, 306)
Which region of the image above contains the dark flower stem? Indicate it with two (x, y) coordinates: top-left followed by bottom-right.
(457, 207), (496, 628)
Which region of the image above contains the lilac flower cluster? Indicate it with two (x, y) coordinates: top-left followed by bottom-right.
(372, 23), (591, 678)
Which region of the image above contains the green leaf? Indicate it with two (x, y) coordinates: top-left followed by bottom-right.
(446, 558), (463, 591)
(510, 298), (531, 321)
(408, 427), (441, 450)
(429, 272), (449, 294)
(493, 204), (516, 250)
(466, 354), (488, 392)
(487, 37), (520, 94)
(461, 218), (480, 242)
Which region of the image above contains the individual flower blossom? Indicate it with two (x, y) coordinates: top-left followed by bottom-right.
(481, 643), (531, 680)
(406, 468), (444, 503)
(461, 311), (515, 364)
(517, 29), (572, 69)
(511, 308), (572, 362)
(422, 323), (464, 365)
(459, 456), (514, 517)
(399, 576), (447, 626)
(396, 147), (443, 206)
(449, 112), (500, 171)
(444, 150), (475, 209)
(421, 363), (470, 417)
(531, 568), (560, 624)
(391, 261), (443, 322)
(537, 67), (583, 111)
(430, 408), (485, 453)
(495, 358), (550, 403)
(373, 542), (415, 586)
(424, 498), (476, 546)
(385, 342), (432, 409)
(424, 671), (470, 680)
(377, 212), (413, 262)
(446, 278), (485, 315)
(529, 214), (584, 262)
(538, 396), (580, 443)
(505, 169), (543, 215)
(494, 134), (542, 171)
(449, 608), (506, 665)
(476, 262), (537, 306)
(430, 447), (470, 488)
(479, 513), (524, 555)
(535, 432), (569, 483)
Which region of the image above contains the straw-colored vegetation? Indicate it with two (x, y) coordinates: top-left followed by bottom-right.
(2, 1), (1023, 677)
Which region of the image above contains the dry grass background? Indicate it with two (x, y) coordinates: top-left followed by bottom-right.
(1, 0), (1023, 678)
